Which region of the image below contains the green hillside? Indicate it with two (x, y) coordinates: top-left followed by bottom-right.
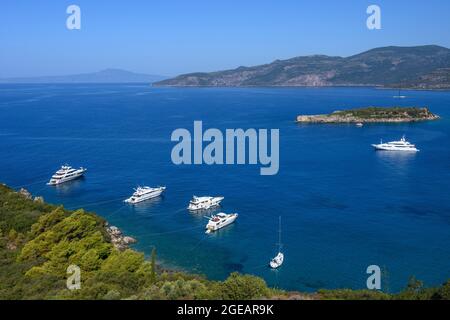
(0, 184), (448, 300)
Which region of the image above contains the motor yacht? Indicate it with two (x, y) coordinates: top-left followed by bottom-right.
(47, 165), (87, 186)
(124, 186), (166, 204)
(205, 212), (238, 233)
(188, 196), (224, 211)
(372, 135), (419, 152)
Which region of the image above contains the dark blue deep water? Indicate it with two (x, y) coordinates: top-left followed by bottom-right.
(1, 84), (449, 292)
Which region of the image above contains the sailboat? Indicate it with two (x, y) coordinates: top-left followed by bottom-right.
(393, 87), (406, 99)
(269, 216), (284, 269)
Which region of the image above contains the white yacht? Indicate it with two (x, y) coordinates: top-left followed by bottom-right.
(124, 186), (166, 204)
(47, 165), (87, 186)
(205, 212), (238, 233)
(269, 216), (284, 269)
(372, 135), (419, 152)
(188, 196), (224, 211)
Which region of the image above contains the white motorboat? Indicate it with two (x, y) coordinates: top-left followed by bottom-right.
(205, 212), (238, 233)
(47, 165), (87, 186)
(372, 135), (419, 152)
(356, 122), (364, 127)
(188, 196), (224, 211)
(124, 186), (166, 204)
(269, 216), (284, 269)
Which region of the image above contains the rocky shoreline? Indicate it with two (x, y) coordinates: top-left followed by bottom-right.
(106, 224), (137, 251)
(296, 107), (439, 124)
(18, 188), (45, 203)
(16, 187), (137, 251)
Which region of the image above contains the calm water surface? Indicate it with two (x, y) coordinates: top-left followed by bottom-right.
(1, 84), (449, 292)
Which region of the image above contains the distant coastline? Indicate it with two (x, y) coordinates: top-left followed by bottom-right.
(150, 84), (450, 92)
(0, 69), (167, 84)
(154, 45), (450, 90)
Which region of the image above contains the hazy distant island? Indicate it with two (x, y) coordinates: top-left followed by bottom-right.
(0, 68), (167, 84)
(154, 45), (450, 89)
(296, 107), (439, 123)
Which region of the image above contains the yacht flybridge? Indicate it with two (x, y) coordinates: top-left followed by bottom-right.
(270, 216), (284, 269)
(188, 196), (224, 211)
(124, 186), (166, 204)
(205, 212), (238, 233)
(372, 135), (419, 152)
(47, 165), (87, 186)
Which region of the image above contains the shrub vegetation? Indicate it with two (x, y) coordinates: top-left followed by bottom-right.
(0, 184), (448, 300)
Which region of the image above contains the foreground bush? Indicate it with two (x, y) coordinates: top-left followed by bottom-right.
(0, 184), (448, 300)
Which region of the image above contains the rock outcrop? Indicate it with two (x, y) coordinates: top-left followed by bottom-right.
(106, 225), (137, 251)
(34, 196), (44, 203)
(18, 188), (32, 200)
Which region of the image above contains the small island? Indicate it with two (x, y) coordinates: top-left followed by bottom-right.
(296, 107), (439, 123)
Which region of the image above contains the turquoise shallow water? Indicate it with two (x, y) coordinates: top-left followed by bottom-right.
(1, 84), (449, 292)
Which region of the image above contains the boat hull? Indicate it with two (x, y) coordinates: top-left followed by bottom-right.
(206, 213), (238, 232)
(125, 188), (165, 204)
(47, 169), (87, 186)
(188, 197), (224, 211)
(270, 252), (284, 269)
(372, 144), (419, 152)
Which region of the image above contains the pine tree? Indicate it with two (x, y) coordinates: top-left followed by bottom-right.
(150, 247), (157, 283)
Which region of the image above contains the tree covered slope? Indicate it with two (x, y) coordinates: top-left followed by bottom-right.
(0, 184), (448, 300)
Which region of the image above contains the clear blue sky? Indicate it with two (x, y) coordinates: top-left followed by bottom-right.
(1, 0), (450, 77)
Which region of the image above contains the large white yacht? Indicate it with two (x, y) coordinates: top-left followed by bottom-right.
(372, 135), (419, 152)
(47, 165), (87, 186)
(269, 216), (284, 269)
(205, 212), (238, 233)
(124, 186), (166, 204)
(188, 196), (224, 211)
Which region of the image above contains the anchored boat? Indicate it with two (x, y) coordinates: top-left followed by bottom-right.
(269, 216), (284, 269)
(188, 196), (224, 211)
(205, 212), (238, 234)
(124, 186), (166, 204)
(372, 135), (419, 152)
(47, 165), (87, 186)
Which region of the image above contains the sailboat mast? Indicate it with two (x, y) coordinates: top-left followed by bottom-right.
(277, 216), (282, 252)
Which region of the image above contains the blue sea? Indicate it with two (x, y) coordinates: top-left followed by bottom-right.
(1, 84), (449, 293)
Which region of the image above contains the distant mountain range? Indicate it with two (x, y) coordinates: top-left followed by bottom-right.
(0, 69), (167, 84)
(154, 45), (450, 89)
